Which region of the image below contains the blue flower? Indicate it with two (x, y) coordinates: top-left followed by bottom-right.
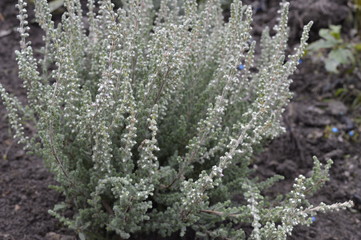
(349, 130), (355, 137)
(311, 216), (316, 222)
(237, 64), (245, 70)
(298, 59), (303, 64)
(331, 127), (339, 133)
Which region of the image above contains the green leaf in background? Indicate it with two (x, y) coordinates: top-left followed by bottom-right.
(354, 43), (361, 51)
(28, 0), (64, 12)
(329, 48), (355, 65)
(324, 57), (340, 73)
(307, 39), (336, 51)
(325, 48), (355, 73)
(334, 88), (347, 97)
(355, 0), (361, 7)
(329, 25), (342, 40)
(319, 29), (335, 42)
(79, 232), (86, 240)
(48, 0), (64, 12)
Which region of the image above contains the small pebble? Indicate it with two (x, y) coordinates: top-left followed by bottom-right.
(14, 204), (21, 211)
(328, 100), (347, 116)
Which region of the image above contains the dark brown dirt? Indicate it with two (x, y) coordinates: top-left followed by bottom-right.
(256, 60), (361, 240)
(0, 1), (74, 240)
(1, 0), (361, 240)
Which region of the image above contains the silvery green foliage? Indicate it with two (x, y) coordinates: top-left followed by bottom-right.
(0, 0), (353, 239)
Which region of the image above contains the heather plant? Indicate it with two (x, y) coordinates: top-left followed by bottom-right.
(0, 0), (353, 239)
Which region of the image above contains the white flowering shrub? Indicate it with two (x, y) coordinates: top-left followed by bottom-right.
(0, 0), (353, 239)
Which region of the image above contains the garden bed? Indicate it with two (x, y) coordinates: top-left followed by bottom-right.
(0, 0), (361, 239)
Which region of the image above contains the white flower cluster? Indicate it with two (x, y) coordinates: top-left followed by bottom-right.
(0, 0), (353, 239)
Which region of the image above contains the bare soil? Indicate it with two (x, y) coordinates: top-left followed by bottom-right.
(1, 0), (361, 239)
